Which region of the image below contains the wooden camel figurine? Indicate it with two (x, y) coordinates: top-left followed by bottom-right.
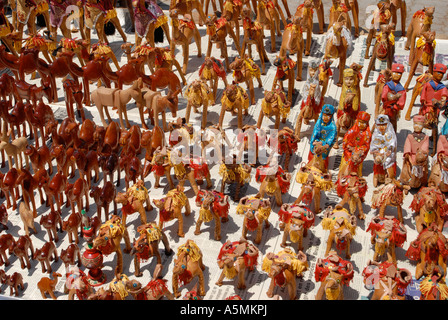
(169, 10), (202, 75)
(240, 6), (269, 75)
(184, 79), (214, 129)
(404, 30), (436, 90)
(293, 0), (314, 56)
(130, 222), (173, 278)
(278, 15), (304, 82)
(92, 215), (132, 275)
(405, 7), (434, 55)
(219, 83), (250, 129)
(37, 272), (62, 299)
(171, 240), (206, 299)
(198, 57), (228, 103)
(236, 196), (272, 245)
(194, 190), (230, 241)
(229, 55), (263, 106)
(256, 0), (287, 53)
(363, 23), (396, 88)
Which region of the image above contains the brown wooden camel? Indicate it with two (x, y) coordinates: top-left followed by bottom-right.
(405, 7), (434, 55)
(240, 6), (269, 75)
(215, 239), (259, 289)
(404, 31), (436, 90)
(169, 0), (207, 26)
(294, 0), (314, 56)
(323, 20), (352, 86)
(37, 272), (62, 299)
(90, 181), (117, 223)
(204, 14), (241, 71)
(10, 235), (34, 270)
(169, 10), (201, 75)
(363, 23), (396, 88)
(278, 16), (304, 82)
(219, 83), (250, 130)
(115, 184), (152, 226)
(153, 186), (191, 238)
(194, 190), (229, 241)
(92, 216), (132, 275)
(294, 82), (321, 140)
(130, 222), (173, 278)
(237, 196), (272, 245)
(33, 241), (59, 274)
(404, 72), (432, 121)
(262, 249), (308, 300)
(257, 0), (287, 53)
(172, 240), (206, 298)
(390, 0), (407, 36)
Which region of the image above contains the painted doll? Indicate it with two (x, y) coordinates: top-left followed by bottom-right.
(381, 63), (406, 132)
(370, 114), (397, 187)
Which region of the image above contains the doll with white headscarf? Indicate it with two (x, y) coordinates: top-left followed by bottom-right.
(370, 114), (397, 187)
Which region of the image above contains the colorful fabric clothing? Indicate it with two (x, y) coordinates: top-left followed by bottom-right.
(403, 133), (429, 164)
(420, 80), (448, 116)
(381, 81), (406, 119)
(342, 117), (372, 163)
(370, 116), (397, 170)
(310, 104), (337, 159)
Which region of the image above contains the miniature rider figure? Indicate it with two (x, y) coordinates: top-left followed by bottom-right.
(400, 115), (429, 186)
(370, 114), (397, 187)
(340, 111), (372, 177)
(309, 104), (337, 169)
(338, 68), (360, 120)
(420, 63), (448, 119)
(381, 63), (406, 132)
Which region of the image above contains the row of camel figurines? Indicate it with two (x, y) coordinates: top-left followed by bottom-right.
(0, 0), (423, 109)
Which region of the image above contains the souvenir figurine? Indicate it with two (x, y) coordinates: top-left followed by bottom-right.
(278, 15), (304, 82)
(172, 240), (206, 299)
(218, 83), (250, 130)
(371, 178), (410, 223)
(338, 111), (371, 178)
(336, 172), (368, 219)
(198, 56), (228, 103)
(255, 163), (291, 206)
(321, 205), (357, 259)
(428, 131), (448, 192)
(377, 63), (405, 132)
(404, 30), (436, 90)
(293, 0), (314, 56)
(257, 88), (291, 129)
(418, 63), (448, 155)
(318, 58), (333, 98)
(150, 146), (175, 189)
(278, 203), (315, 252)
(5, 272), (24, 297)
(130, 222), (173, 278)
(205, 13), (241, 71)
(169, 10), (201, 75)
(133, 0), (171, 48)
(364, 0), (391, 59)
(194, 190), (230, 241)
(362, 255), (412, 300)
(221, 0), (243, 47)
(328, 0), (351, 32)
(83, 0), (127, 44)
(65, 267), (95, 300)
(272, 56), (296, 102)
(236, 196), (271, 244)
(37, 272), (62, 299)
(405, 7), (434, 55)
(323, 20), (352, 86)
(92, 215), (132, 275)
(366, 215), (407, 263)
(308, 104), (337, 170)
(240, 6), (268, 74)
(363, 23), (396, 90)
(218, 154), (251, 201)
(269, 127), (299, 171)
(9, 235), (34, 270)
(314, 251), (354, 300)
(215, 238), (259, 289)
(125, 278), (174, 300)
(389, 0), (407, 37)
(294, 66), (322, 141)
(261, 248), (308, 300)
(60, 243), (82, 270)
(184, 79), (214, 130)
(0, 234), (14, 266)
(152, 185), (191, 238)
(115, 179), (152, 226)
(335, 68), (361, 148)
(170, 0), (207, 26)
(399, 115), (429, 188)
(419, 266), (448, 300)
(406, 223), (448, 280)
(256, 0), (287, 53)
(18, 201), (37, 236)
(370, 115), (397, 186)
(409, 184), (448, 233)
(229, 56), (263, 106)
(33, 241), (59, 274)
(404, 71), (432, 121)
